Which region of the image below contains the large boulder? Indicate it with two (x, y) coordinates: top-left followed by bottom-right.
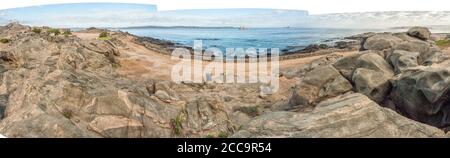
(332, 53), (363, 80)
(352, 68), (391, 103)
(390, 66), (450, 128)
(387, 50), (420, 74)
(355, 53), (394, 76)
(232, 93), (445, 138)
(288, 65), (353, 107)
(407, 27), (432, 41)
(362, 34), (403, 51)
(332, 53), (395, 103)
(281, 53), (343, 79)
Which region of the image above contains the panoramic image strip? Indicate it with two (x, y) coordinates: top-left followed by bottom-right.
(1, 0), (450, 152)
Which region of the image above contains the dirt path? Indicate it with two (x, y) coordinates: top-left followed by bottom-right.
(74, 32), (356, 81)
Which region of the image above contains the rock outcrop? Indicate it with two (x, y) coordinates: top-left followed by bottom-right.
(1, 24), (449, 138)
(288, 65), (353, 107)
(278, 26), (450, 137)
(0, 23), (235, 138)
(407, 27), (432, 40)
(232, 93), (445, 138)
(390, 65), (450, 128)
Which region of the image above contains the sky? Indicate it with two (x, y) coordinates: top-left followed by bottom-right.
(0, 1), (449, 28)
(0, 0), (449, 14)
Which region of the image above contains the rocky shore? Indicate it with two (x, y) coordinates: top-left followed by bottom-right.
(0, 23), (450, 138)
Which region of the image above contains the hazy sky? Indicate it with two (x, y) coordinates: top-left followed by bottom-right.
(0, 0), (449, 14)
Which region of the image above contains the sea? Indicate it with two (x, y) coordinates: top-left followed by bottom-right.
(118, 27), (403, 53)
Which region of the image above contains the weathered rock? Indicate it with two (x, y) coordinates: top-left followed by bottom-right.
(387, 50), (420, 74)
(407, 27), (432, 40)
(232, 93), (445, 138)
(89, 115), (143, 138)
(280, 53), (343, 79)
(332, 53), (363, 80)
(289, 65), (353, 107)
(184, 96), (233, 136)
(390, 66), (450, 128)
(356, 53), (395, 77)
(0, 24), (234, 138)
(360, 50), (388, 59)
(363, 34), (403, 51)
(155, 90), (171, 101)
(352, 68), (391, 103)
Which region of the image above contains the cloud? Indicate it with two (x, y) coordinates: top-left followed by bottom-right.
(1, 3), (450, 29)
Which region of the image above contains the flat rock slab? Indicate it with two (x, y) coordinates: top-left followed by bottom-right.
(232, 93), (445, 138)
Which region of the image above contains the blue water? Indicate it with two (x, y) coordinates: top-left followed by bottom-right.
(120, 27), (389, 52)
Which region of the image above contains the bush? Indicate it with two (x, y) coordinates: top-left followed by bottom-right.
(32, 28), (42, 34)
(63, 30), (72, 37)
(171, 114), (183, 135)
(435, 40), (450, 48)
(61, 109), (73, 119)
(99, 31), (109, 38)
(218, 132), (229, 138)
(48, 29), (61, 35)
(0, 38), (10, 44)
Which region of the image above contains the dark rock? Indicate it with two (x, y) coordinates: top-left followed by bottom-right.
(390, 66), (450, 128)
(407, 27), (432, 40)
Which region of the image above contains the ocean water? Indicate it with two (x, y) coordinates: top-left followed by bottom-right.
(120, 27), (388, 53)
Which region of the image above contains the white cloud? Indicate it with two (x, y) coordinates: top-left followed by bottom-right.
(0, 0), (449, 14)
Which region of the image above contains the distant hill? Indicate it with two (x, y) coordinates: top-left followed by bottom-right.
(1, 3), (450, 29)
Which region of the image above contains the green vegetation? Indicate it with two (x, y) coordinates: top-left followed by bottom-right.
(218, 131), (229, 138)
(48, 29), (61, 35)
(235, 106), (259, 117)
(98, 31), (111, 40)
(62, 109), (73, 119)
(99, 31), (109, 38)
(32, 28), (42, 34)
(0, 38), (10, 44)
(171, 114), (183, 135)
(436, 40), (450, 48)
(62, 30), (72, 37)
(98, 37), (112, 41)
(99, 32), (108, 38)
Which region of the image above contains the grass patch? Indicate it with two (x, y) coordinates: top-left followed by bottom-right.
(436, 40), (450, 48)
(0, 38), (10, 44)
(234, 106), (259, 117)
(48, 29), (61, 35)
(98, 31), (112, 40)
(32, 28), (42, 34)
(98, 37), (112, 41)
(62, 109), (73, 119)
(62, 30), (72, 37)
(218, 132), (229, 138)
(171, 114), (183, 136)
(99, 31), (109, 38)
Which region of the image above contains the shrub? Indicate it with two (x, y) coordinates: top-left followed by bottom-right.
(0, 38), (10, 44)
(170, 114), (183, 135)
(48, 29), (61, 35)
(32, 28), (42, 34)
(234, 106), (259, 117)
(99, 31), (109, 38)
(62, 30), (72, 36)
(61, 109), (73, 119)
(435, 40), (450, 48)
(218, 132), (229, 138)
